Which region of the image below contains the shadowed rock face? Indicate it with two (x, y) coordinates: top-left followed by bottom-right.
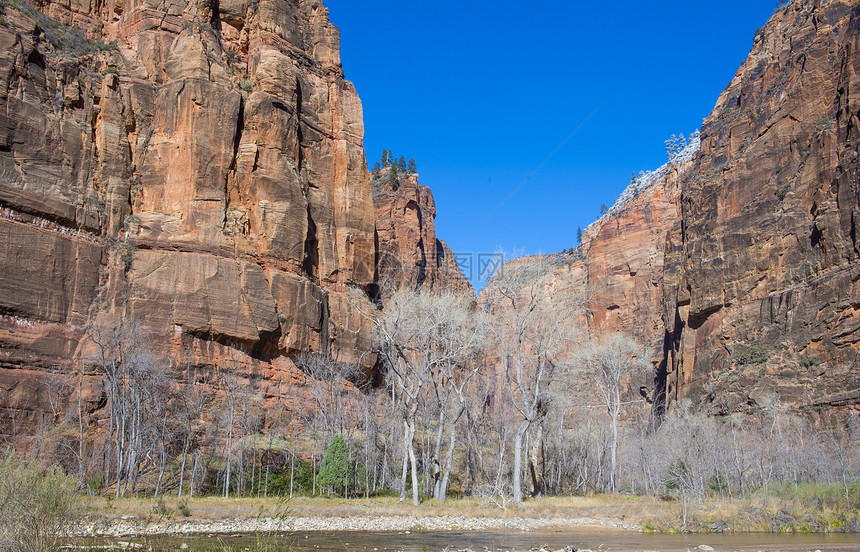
(482, 0), (860, 420)
(0, 0), (378, 435)
(373, 173), (474, 299)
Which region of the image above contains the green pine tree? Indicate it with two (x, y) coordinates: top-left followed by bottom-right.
(407, 158), (417, 173)
(600, 204), (609, 215)
(388, 165), (399, 191)
(576, 227), (583, 244)
(381, 150), (390, 168)
(397, 155), (407, 171)
(317, 434), (350, 496)
(372, 161), (381, 174)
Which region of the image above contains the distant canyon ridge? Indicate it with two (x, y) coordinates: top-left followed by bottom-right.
(0, 0), (858, 437)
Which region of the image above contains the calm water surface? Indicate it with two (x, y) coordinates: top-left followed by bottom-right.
(79, 529), (860, 551)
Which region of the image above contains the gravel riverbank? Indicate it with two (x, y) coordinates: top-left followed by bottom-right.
(75, 514), (637, 537)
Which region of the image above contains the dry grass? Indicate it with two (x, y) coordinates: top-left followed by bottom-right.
(89, 493), (668, 526)
(87, 488), (859, 534)
(640, 485), (860, 533)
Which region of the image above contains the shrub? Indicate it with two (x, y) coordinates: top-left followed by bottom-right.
(664, 458), (693, 492)
(87, 473), (104, 493)
(369, 487), (398, 498)
(800, 357), (821, 368)
(177, 501), (191, 517)
(114, 239), (136, 270)
(265, 458), (314, 496)
(152, 496), (172, 517)
(816, 118), (833, 131)
(0, 453), (83, 552)
(734, 346), (769, 366)
(709, 471), (729, 494)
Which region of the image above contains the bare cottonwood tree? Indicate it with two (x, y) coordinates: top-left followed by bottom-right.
(176, 369), (208, 498)
(216, 366), (242, 498)
(86, 319), (168, 497)
(294, 353), (360, 438)
(373, 289), (482, 504)
(374, 290), (431, 505)
(580, 333), (649, 492)
(482, 256), (585, 502)
(426, 292), (486, 502)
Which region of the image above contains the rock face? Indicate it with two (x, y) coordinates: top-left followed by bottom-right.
(373, 171), (473, 298)
(662, 0), (860, 416)
(0, 0), (378, 436)
(482, 0), (860, 418)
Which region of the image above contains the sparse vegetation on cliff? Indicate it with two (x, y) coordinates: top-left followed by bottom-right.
(371, 149), (418, 192)
(0, 0), (117, 56)
(734, 346), (769, 366)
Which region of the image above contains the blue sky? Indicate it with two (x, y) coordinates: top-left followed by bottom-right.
(324, 0), (779, 288)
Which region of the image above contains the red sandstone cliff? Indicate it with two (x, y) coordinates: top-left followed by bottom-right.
(481, 0), (860, 419)
(662, 0), (860, 416)
(0, 0), (377, 435)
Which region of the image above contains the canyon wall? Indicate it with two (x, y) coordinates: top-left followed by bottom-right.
(0, 0), (380, 436)
(0, 0), (471, 440)
(662, 0), (860, 416)
(481, 0), (860, 419)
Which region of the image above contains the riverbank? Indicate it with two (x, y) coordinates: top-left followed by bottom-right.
(76, 495), (639, 537)
(74, 492), (859, 538)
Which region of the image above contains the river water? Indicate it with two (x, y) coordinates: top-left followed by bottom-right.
(78, 529), (860, 551)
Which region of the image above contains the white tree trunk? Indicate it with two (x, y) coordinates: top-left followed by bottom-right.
(399, 419), (409, 502)
(408, 418), (419, 506)
(609, 412), (618, 492)
(512, 420), (529, 503)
